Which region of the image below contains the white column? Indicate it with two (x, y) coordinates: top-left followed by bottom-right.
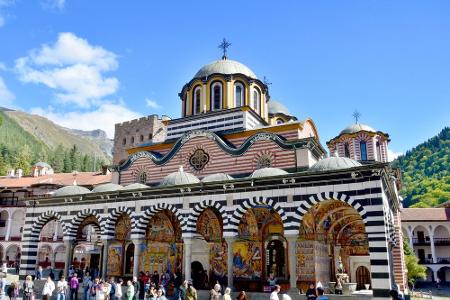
(430, 234), (436, 263)
(225, 237), (235, 289)
(408, 230), (414, 248)
(286, 235), (299, 292)
(53, 223), (59, 242)
(132, 239), (143, 277)
(5, 218), (12, 241)
(63, 240), (74, 276)
(101, 239), (109, 279)
(184, 237), (192, 280)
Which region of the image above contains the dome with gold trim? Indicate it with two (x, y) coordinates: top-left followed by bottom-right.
(194, 58), (257, 79)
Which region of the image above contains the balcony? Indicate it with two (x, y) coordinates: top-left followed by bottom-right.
(421, 257), (450, 264)
(434, 238), (450, 245)
(413, 238), (430, 245)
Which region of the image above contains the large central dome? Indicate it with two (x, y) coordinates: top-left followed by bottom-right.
(194, 59), (257, 79)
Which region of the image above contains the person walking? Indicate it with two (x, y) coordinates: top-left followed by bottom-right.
(223, 288), (231, 300)
(36, 266), (43, 280)
(42, 277), (56, 300)
(132, 277), (140, 300)
(185, 282), (196, 300)
(209, 283), (221, 300)
(108, 277), (116, 300)
(7, 281), (19, 300)
(115, 279), (123, 300)
(70, 273), (80, 300)
(126, 281), (135, 300)
(0, 274), (6, 300)
(235, 291), (247, 300)
(306, 284), (317, 300)
(270, 285), (280, 300)
(82, 272), (92, 300)
(22, 275), (34, 300)
(57, 276), (68, 300)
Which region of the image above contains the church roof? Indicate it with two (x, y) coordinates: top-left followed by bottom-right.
(401, 208), (450, 221)
(91, 183), (123, 193)
(160, 167), (200, 186)
(52, 185), (91, 197)
(194, 59), (257, 79)
(250, 167), (288, 178)
(309, 157), (362, 172)
(268, 101), (292, 116)
(202, 173), (234, 183)
(339, 123), (376, 135)
(121, 183), (149, 190)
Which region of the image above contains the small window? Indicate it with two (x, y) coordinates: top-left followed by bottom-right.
(148, 134), (153, 140)
(131, 137), (135, 144)
(193, 86), (202, 115)
(122, 138), (126, 145)
(138, 172), (147, 184)
(253, 89), (260, 115)
(234, 83), (244, 107)
(211, 82), (222, 111)
(376, 141), (382, 161)
(140, 135), (144, 142)
(276, 119), (284, 125)
(344, 143), (350, 158)
(360, 141), (367, 161)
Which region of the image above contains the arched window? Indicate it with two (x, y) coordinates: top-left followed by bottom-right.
(138, 172), (147, 184)
(344, 143), (350, 158)
(360, 141), (367, 161)
(131, 137), (135, 144)
(253, 89), (261, 115)
(276, 118), (284, 125)
(376, 141), (382, 161)
(193, 86), (202, 115)
(234, 82), (244, 107)
(140, 135), (144, 142)
(211, 82), (222, 111)
(122, 138), (126, 145)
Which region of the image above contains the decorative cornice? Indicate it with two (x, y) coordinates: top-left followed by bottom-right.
(114, 129), (325, 171)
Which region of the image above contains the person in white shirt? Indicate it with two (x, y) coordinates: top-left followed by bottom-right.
(270, 285), (280, 300)
(42, 277), (56, 300)
(57, 276), (68, 300)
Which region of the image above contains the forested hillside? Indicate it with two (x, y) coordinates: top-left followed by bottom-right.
(392, 127), (450, 207)
(0, 112), (107, 176)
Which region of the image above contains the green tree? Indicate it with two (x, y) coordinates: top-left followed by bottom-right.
(404, 240), (426, 289)
(52, 144), (65, 173)
(63, 150), (72, 173)
(13, 145), (32, 175)
(0, 153), (8, 176)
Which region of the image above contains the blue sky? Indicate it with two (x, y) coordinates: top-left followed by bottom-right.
(0, 1), (449, 158)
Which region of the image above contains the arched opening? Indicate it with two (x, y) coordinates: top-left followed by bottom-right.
(252, 88), (261, 115)
(10, 210), (24, 240)
(107, 213), (132, 277)
(344, 143), (350, 158)
(5, 244), (20, 267)
(54, 245), (66, 270)
(355, 266), (371, 290)
(411, 225), (430, 263)
(234, 206), (284, 292)
(193, 86), (202, 115)
(73, 215), (102, 274)
(298, 200), (369, 292)
(40, 219), (64, 242)
(141, 209), (183, 291)
(0, 210), (9, 239)
(234, 82), (245, 107)
(124, 244), (134, 275)
(438, 266), (450, 283)
(195, 207), (225, 290)
(359, 141), (367, 161)
(211, 82), (223, 111)
(38, 244), (53, 268)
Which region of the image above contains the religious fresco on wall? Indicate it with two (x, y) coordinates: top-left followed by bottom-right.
(197, 209), (222, 242)
(232, 241), (262, 279)
(140, 242), (183, 274)
(210, 242), (227, 278)
(238, 209), (258, 240)
(146, 213), (177, 242)
(115, 215), (131, 241)
(107, 242), (123, 276)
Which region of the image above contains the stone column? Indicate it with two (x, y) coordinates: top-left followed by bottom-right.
(225, 237), (235, 289)
(183, 237), (192, 281)
(63, 240), (74, 276)
(286, 235), (299, 292)
(407, 230), (414, 248)
(5, 218), (12, 241)
(132, 239), (143, 277)
(430, 234), (436, 263)
(53, 223), (59, 242)
(101, 239), (109, 279)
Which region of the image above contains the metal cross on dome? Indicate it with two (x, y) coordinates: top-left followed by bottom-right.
(218, 38), (231, 59)
(353, 110), (361, 124)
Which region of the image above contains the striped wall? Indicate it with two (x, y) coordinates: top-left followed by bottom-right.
(20, 176), (399, 298)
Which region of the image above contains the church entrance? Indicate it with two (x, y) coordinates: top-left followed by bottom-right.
(266, 239), (286, 278)
(356, 266), (371, 290)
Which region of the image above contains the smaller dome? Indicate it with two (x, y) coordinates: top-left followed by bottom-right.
(268, 101), (291, 116)
(92, 183), (123, 193)
(310, 157), (362, 172)
(53, 185), (91, 197)
(121, 183), (149, 190)
(160, 166), (200, 186)
(33, 162), (52, 168)
(339, 123), (376, 135)
(250, 167), (288, 178)
(194, 59), (257, 79)
(202, 173), (234, 183)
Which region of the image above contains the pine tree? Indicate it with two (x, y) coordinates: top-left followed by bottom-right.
(0, 153), (8, 176)
(63, 150), (72, 173)
(13, 145), (32, 175)
(52, 145), (65, 173)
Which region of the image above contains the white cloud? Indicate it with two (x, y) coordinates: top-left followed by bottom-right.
(0, 0), (15, 27)
(145, 98), (161, 110)
(30, 102), (142, 139)
(15, 32), (119, 108)
(387, 149), (403, 162)
(0, 76), (14, 107)
(41, 0), (65, 10)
